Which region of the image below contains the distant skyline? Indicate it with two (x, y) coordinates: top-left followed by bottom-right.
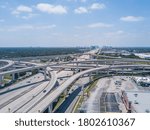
(0, 0), (150, 47)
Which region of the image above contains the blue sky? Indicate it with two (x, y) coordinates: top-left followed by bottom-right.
(0, 0), (150, 47)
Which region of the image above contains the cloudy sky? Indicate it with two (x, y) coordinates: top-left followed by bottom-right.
(0, 0), (150, 47)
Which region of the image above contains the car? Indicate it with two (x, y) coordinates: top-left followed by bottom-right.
(43, 90), (46, 93)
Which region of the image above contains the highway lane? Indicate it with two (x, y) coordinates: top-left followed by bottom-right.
(0, 50), (93, 113)
(28, 64), (150, 113)
(0, 73), (45, 95)
(0, 82), (42, 104)
(0, 60), (14, 71)
(2, 50), (150, 113)
(0, 73), (45, 106)
(57, 71), (73, 78)
(49, 58), (150, 67)
(57, 71), (73, 86)
(0, 67), (67, 112)
(0, 64), (47, 76)
(0, 81), (49, 112)
(51, 65), (103, 70)
(19, 61), (44, 66)
(0, 67), (57, 113)
(15, 70), (57, 113)
(0, 83), (41, 110)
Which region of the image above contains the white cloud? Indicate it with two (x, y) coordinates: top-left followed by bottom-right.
(74, 3), (105, 14)
(12, 5), (32, 15)
(11, 5), (36, 20)
(88, 22), (113, 28)
(90, 3), (106, 10)
(74, 22), (113, 30)
(21, 13), (38, 20)
(74, 7), (88, 14)
(36, 3), (67, 14)
(120, 16), (144, 22)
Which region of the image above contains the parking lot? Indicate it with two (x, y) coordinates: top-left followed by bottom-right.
(100, 92), (120, 113)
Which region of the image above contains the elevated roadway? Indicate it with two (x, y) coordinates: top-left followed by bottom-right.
(28, 64), (150, 113)
(0, 67), (57, 113)
(0, 64), (48, 85)
(49, 58), (150, 68)
(0, 60), (14, 71)
(14, 68), (57, 113)
(0, 65), (47, 76)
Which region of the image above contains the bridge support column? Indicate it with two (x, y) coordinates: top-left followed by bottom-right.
(0, 75), (3, 86)
(107, 69), (109, 75)
(37, 68), (40, 73)
(12, 73), (15, 80)
(96, 62), (98, 68)
(76, 63), (79, 73)
(54, 98), (58, 103)
(104, 59), (106, 65)
(48, 103), (53, 113)
(73, 69), (76, 74)
(143, 67), (145, 72)
(81, 85), (84, 97)
(122, 68), (124, 75)
(96, 70), (98, 75)
(58, 57), (61, 62)
(107, 66), (111, 75)
(116, 70), (118, 75)
(89, 73), (92, 82)
(44, 69), (47, 80)
(14, 73), (19, 80)
(64, 89), (68, 96)
(113, 61), (114, 66)
(128, 101), (132, 113)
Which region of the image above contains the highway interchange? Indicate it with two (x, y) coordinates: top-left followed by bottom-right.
(0, 49), (150, 113)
